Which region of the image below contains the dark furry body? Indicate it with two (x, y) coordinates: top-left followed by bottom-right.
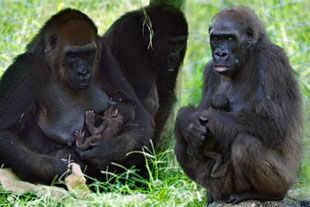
(0, 9), (152, 183)
(174, 6), (302, 203)
(102, 4), (188, 146)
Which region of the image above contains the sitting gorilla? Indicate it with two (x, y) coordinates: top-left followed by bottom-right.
(0, 9), (152, 184)
(174, 6), (302, 204)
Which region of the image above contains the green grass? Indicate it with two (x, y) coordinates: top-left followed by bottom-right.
(0, 0), (310, 206)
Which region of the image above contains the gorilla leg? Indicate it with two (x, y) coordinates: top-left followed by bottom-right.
(229, 134), (288, 203)
(174, 130), (205, 180)
(0, 130), (68, 184)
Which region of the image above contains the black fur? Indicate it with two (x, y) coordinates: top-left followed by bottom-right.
(174, 6), (302, 203)
(0, 9), (152, 183)
(102, 4), (188, 146)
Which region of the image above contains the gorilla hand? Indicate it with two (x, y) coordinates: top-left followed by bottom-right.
(175, 106), (208, 148)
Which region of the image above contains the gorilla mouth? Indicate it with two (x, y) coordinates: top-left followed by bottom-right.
(160, 66), (174, 73)
(214, 65), (230, 72)
(75, 82), (89, 89)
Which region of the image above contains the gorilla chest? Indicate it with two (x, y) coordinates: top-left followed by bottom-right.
(37, 84), (110, 145)
(214, 82), (251, 112)
(142, 81), (159, 116)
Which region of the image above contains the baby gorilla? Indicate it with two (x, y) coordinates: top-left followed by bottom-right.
(188, 94), (230, 178)
(74, 105), (134, 151)
(210, 94), (230, 112)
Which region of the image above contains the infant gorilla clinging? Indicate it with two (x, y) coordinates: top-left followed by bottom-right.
(74, 104), (135, 151)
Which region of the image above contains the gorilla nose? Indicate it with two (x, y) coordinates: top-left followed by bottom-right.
(77, 70), (91, 81)
(168, 53), (178, 61)
(214, 48), (229, 59)
(168, 53), (179, 66)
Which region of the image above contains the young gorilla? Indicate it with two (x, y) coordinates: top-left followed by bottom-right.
(102, 4), (188, 146)
(187, 94), (230, 178)
(0, 9), (152, 184)
(75, 104), (135, 151)
(174, 6), (302, 204)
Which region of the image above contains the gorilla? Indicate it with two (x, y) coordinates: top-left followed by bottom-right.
(174, 6), (302, 204)
(0, 9), (152, 184)
(102, 4), (188, 146)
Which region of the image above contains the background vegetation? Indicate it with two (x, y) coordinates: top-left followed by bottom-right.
(0, 0), (309, 206)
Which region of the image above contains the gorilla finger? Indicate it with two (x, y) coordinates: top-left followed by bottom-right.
(225, 194), (240, 204)
(191, 125), (208, 137)
(199, 114), (208, 124)
(207, 193), (214, 204)
(75, 148), (89, 160)
(61, 159), (74, 166)
(89, 142), (99, 147)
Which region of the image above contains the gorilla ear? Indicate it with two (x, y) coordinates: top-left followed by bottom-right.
(44, 34), (57, 54)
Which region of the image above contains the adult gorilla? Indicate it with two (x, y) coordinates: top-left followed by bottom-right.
(102, 4), (188, 146)
(174, 6), (302, 204)
(0, 9), (152, 184)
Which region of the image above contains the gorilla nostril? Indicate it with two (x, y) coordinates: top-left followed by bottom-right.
(77, 71), (90, 78)
(216, 51), (227, 57)
(215, 48), (229, 58)
(76, 71), (91, 82)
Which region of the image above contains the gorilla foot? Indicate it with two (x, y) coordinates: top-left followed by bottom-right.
(226, 191), (285, 204)
(210, 164), (226, 178)
(207, 193), (214, 204)
(85, 110), (95, 124)
(74, 130), (85, 147)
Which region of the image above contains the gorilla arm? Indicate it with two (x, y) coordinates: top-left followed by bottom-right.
(76, 46), (153, 170)
(199, 46), (301, 150)
(0, 54), (68, 183)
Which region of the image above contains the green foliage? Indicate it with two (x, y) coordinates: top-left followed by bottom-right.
(0, 0), (309, 205)
(150, 0), (185, 10)
(0, 145), (206, 206)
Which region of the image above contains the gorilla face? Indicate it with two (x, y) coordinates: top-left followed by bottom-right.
(64, 45), (96, 89)
(209, 18), (253, 76)
(44, 21), (98, 90)
(151, 37), (187, 73)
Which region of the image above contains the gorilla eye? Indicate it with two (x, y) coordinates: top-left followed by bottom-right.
(211, 36), (218, 41)
(67, 52), (78, 60)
